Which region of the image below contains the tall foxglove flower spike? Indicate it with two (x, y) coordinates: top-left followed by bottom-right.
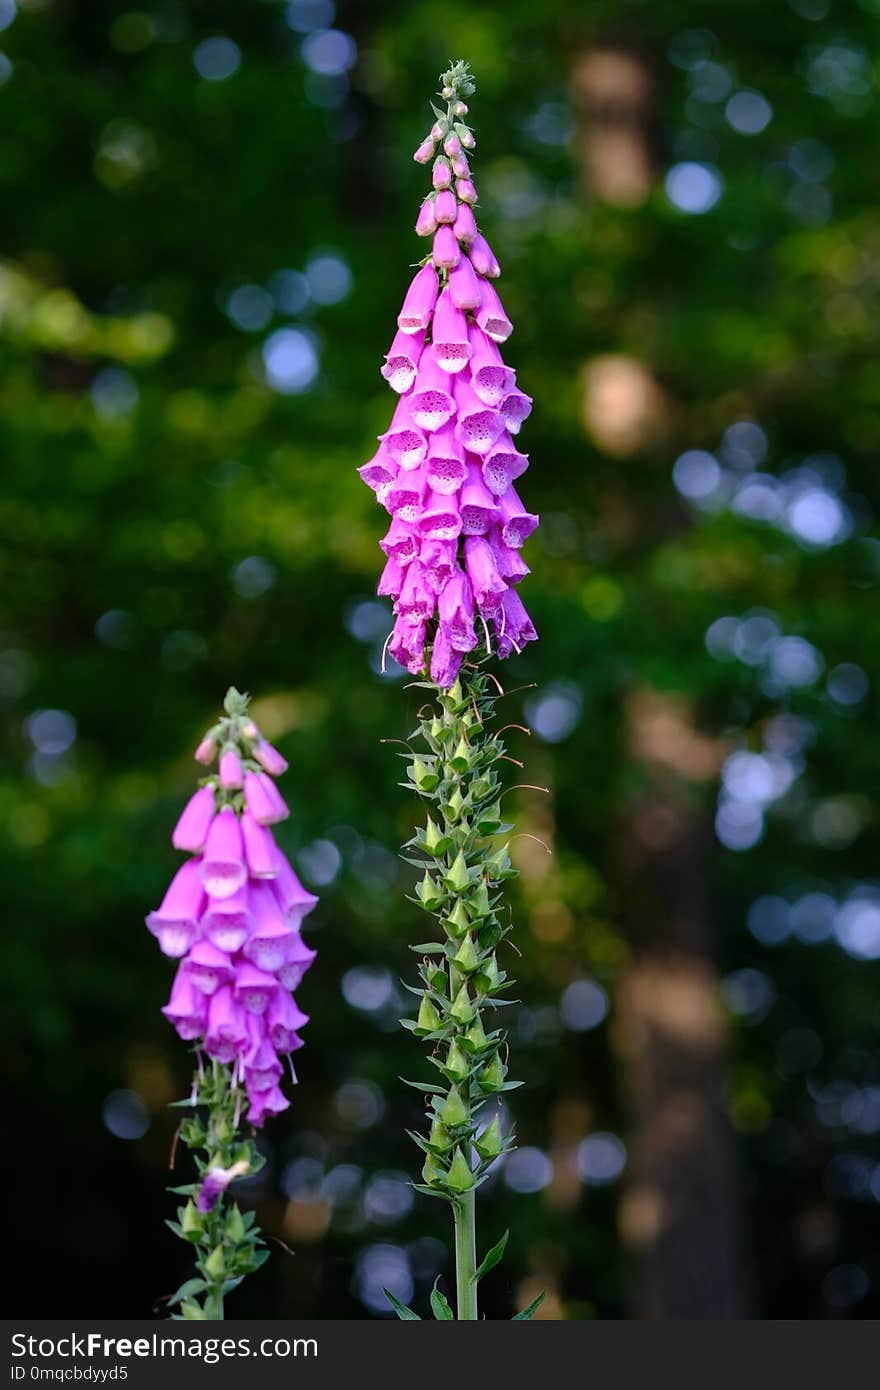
(358, 61), (538, 685)
(359, 61), (539, 1324)
(146, 687), (317, 1320)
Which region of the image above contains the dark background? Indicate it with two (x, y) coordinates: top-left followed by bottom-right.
(2, 0), (880, 1319)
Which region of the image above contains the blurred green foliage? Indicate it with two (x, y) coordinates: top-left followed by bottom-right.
(2, 0), (880, 1318)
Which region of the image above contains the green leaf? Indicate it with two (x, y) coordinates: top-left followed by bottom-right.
(384, 1289), (421, 1320)
(166, 1278), (208, 1308)
(472, 1230), (508, 1285)
(512, 1291), (546, 1320)
(430, 1278), (455, 1320)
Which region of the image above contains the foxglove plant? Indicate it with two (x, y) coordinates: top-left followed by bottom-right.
(359, 62), (543, 1321)
(147, 688), (317, 1319)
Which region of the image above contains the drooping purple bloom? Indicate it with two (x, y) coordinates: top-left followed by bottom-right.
(356, 88), (539, 685)
(146, 859), (204, 958)
(172, 785), (216, 854)
(199, 807), (247, 900)
(149, 695), (317, 1127)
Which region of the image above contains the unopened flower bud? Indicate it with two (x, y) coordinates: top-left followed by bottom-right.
(475, 1114), (503, 1160)
(432, 157), (452, 190)
(444, 1038), (470, 1083)
(416, 993), (442, 1034)
(440, 1085), (468, 1127)
(478, 1055), (505, 1092)
(446, 1147), (474, 1192)
(413, 138), (436, 164)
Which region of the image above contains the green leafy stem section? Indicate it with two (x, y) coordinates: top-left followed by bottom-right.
(164, 1061), (268, 1319)
(389, 665), (542, 1319)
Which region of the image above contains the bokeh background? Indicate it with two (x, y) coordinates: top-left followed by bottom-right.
(3, 0), (880, 1320)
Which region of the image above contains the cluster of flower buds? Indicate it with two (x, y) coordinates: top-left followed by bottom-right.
(358, 60), (538, 688)
(147, 688), (317, 1128)
(401, 672), (518, 1207)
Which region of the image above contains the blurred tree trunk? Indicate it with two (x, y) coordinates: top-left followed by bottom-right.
(611, 691), (751, 1317)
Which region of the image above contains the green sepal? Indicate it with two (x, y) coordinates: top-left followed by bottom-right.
(401, 1077), (447, 1094)
(446, 1147), (474, 1193)
(203, 1245), (225, 1280)
(409, 941), (448, 954)
(181, 1203), (203, 1240)
(422, 1153), (448, 1186)
(472, 1230), (509, 1285)
(410, 756), (440, 792)
(416, 994), (443, 1034)
(410, 1182), (455, 1202)
(474, 1113), (503, 1160)
(445, 852), (471, 892)
(512, 1291), (546, 1320)
(442, 1038), (470, 1083)
(443, 899), (471, 939)
(478, 1055), (506, 1092)
(225, 1205), (245, 1243)
(476, 802), (504, 834)
(415, 870), (446, 911)
(462, 1015), (490, 1052)
(451, 934), (480, 974)
(448, 737), (472, 773)
(449, 983), (475, 1025)
(167, 1183), (196, 1196)
(384, 1290), (421, 1320)
(431, 1279), (455, 1320)
(422, 815), (453, 856)
(440, 1085), (468, 1127)
(428, 1116), (455, 1153)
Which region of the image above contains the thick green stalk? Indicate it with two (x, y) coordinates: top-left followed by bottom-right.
(167, 1060), (269, 1320)
(454, 1190), (478, 1320)
(398, 662), (520, 1319)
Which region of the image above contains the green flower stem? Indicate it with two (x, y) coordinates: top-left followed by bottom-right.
(454, 1189), (478, 1320)
(398, 660), (521, 1320)
(167, 1060), (269, 1320)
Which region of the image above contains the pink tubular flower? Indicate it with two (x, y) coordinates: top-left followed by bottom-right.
(241, 811), (278, 879)
(201, 884), (252, 954)
(432, 157), (452, 189)
(205, 984), (249, 1063)
(357, 76), (539, 685)
(253, 739), (288, 776)
(397, 263), (439, 334)
(432, 224), (460, 269)
(194, 736), (216, 766)
(448, 255), (482, 311)
(453, 203), (477, 243)
(438, 568), (478, 652)
(430, 626), (464, 688)
(172, 785), (216, 854)
(389, 615), (428, 674)
(464, 535), (508, 615)
(413, 138), (436, 164)
(425, 421), (467, 495)
(197, 1160), (250, 1214)
(483, 435), (529, 496)
(430, 287), (472, 373)
(476, 280), (513, 341)
(415, 195), (438, 237)
(469, 233), (501, 279)
(434, 188), (457, 224)
(460, 461), (500, 535)
(243, 770), (288, 825)
(381, 327), (425, 393)
(409, 357), (455, 432)
(200, 807), (247, 900)
(163, 968), (209, 1040)
(150, 690), (316, 1126)
(146, 859), (204, 958)
(219, 747), (242, 790)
